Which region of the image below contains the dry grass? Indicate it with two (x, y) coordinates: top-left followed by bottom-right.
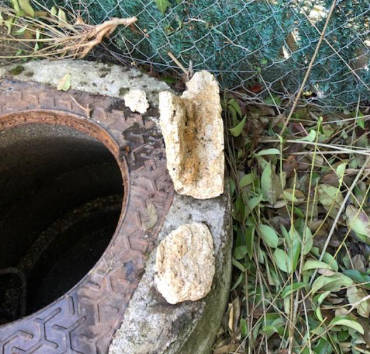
(0, 1), (136, 60)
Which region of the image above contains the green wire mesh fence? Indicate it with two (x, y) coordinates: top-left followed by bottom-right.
(42, 0), (369, 109)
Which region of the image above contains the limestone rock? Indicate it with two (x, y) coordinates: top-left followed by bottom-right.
(123, 88), (149, 114)
(159, 71), (224, 199)
(155, 222), (215, 304)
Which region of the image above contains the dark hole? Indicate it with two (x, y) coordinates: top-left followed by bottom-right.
(0, 124), (124, 324)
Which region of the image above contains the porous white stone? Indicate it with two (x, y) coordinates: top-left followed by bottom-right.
(159, 71), (224, 199)
(155, 222), (215, 304)
(123, 88), (149, 114)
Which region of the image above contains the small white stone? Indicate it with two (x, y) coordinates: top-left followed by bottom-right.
(155, 222), (215, 304)
(123, 88), (149, 114)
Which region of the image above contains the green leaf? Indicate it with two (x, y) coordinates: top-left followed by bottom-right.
(245, 224), (255, 259)
(281, 282), (306, 298)
(321, 252), (339, 272)
(18, 0), (34, 17)
(273, 248), (290, 273)
(229, 116), (246, 137)
(11, 0), (21, 15)
(316, 290), (331, 305)
(57, 73), (71, 91)
(289, 237), (301, 273)
(155, 0), (170, 14)
(343, 270), (370, 290)
(261, 162), (272, 202)
(5, 16), (15, 35)
(239, 173), (254, 188)
(346, 205), (369, 245)
(228, 98), (242, 117)
(318, 184), (344, 218)
(58, 8), (67, 24)
(330, 316), (364, 335)
(314, 338), (332, 354)
(301, 129), (316, 142)
(303, 259), (335, 272)
(283, 189), (305, 204)
(335, 162), (347, 180)
(310, 247), (339, 272)
(246, 194), (262, 212)
(234, 245), (248, 260)
(231, 273), (243, 291)
(312, 273), (353, 294)
(232, 258), (246, 272)
(14, 24), (28, 35)
(258, 224), (278, 248)
(50, 6), (57, 16)
(356, 111), (365, 129)
(240, 318), (247, 337)
(255, 148), (280, 156)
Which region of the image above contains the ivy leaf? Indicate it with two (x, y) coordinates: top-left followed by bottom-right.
(229, 116), (246, 137)
(330, 316), (364, 335)
(258, 224), (278, 248)
(155, 0), (170, 14)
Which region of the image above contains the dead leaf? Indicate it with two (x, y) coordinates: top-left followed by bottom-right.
(142, 202), (158, 230)
(318, 184), (344, 218)
(345, 205), (370, 244)
(57, 73), (71, 91)
(347, 287), (370, 318)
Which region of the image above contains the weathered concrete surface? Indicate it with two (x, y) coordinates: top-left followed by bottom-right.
(109, 194), (232, 354)
(155, 222), (215, 304)
(159, 71), (224, 199)
(0, 59), (169, 106)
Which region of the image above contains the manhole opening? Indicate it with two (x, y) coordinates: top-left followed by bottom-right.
(0, 123), (124, 325)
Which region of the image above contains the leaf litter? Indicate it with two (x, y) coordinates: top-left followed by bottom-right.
(215, 95), (370, 353)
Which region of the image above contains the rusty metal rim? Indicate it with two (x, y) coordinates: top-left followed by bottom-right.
(0, 109), (129, 326)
